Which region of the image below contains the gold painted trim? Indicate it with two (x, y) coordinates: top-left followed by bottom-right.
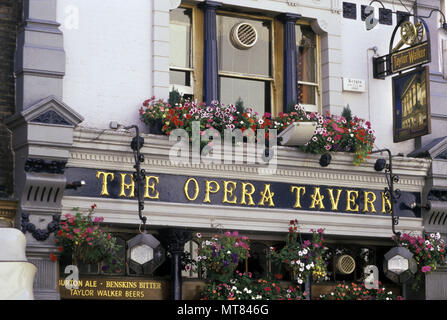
(215, 10), (276, 115)
(0, 200), (17, 227)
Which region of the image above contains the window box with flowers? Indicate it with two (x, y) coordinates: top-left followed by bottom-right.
(139, 98), (375, 165)
(53, 204), (123, 274)
(318, 282), (403, 300)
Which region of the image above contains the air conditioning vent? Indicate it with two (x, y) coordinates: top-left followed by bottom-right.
(230, 22), (258, 49)
(336, 254), (356, 275)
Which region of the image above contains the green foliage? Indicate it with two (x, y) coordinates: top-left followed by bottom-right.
(55, 204), (123, 273)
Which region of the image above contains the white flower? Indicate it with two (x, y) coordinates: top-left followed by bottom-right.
(202, 256), (207, 260)
(227, 250), (231, 254)
(291, 260), (295, 264)
(430, 233), (435, 239)
(298, 251), (303, 256)
(299, 267), (304, 272)
(303, 249), (308, 255)
(232, 286), (237, 291)
(436, 233), (441, 240)
(258, 119), (264, 125)
(306, 265), (311, 270)
(297, 278), (303, 284)
(425, 240), (430, 245)
(197, 256), (201, 261)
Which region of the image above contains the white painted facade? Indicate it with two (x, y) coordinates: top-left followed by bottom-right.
(54, 0), (447, 156)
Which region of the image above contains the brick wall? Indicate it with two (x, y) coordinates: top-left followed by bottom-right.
(0, 0), (22, 197)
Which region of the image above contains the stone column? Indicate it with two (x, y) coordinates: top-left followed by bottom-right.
(200, 1), (222, 105)
(6, 0), (84, 300)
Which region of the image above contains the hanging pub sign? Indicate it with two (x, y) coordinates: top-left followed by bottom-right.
(392, 66), (431, 142)
(370, 16), (432, 141)
(373, 19), (431, 79)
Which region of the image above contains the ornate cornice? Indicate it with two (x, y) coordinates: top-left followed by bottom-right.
(68, 127), (431, 192)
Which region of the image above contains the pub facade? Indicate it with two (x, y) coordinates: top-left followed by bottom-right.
(1, 0), (447, 300)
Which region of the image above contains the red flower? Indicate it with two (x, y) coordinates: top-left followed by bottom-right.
(58, 246), (63, 252)
(49, 253), (57, 262)
(264, 287), (271, 291)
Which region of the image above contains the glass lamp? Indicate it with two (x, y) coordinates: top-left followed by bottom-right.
(127, 233), (165, 275)
(383, 246), (417, 284)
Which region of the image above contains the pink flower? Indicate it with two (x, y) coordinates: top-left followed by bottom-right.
(331, 122), (345, 133)
(73, 228), (80, 234)
(421, 266), (432, 273)
(232, 231), (239, 237)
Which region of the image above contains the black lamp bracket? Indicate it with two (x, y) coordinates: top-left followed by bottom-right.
(371, 148), (401, 237)
(368, 0), (447, 28)
(125, 125), (147, 228)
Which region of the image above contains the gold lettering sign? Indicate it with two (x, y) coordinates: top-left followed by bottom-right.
(391, 42), (430, 73)
(83, 170), (417, 218)
(291, 186), (306, 209)
(96, 171), (114, 196)
(58, 277), (166, 300)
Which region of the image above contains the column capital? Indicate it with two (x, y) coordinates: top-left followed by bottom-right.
(278, 13), (302, 23)
(199, 0), (223, 11)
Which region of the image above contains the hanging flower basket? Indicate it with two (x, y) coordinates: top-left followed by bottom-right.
(393, 232), (446, 290)
(268, 220), (329, 285)
(196, 231), (250, 282)
(55, 204), (123, 273)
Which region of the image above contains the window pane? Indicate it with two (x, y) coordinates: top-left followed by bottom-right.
(296, 25), (317, 84)
(170, 8), (192, 68)
(169, 69), (190, 86)
(298, 83), (316, 105)
(219, 76), (270, 115)
(217, 15), (271, 77)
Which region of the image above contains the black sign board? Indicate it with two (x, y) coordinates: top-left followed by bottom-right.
(65, 168), (421, 218)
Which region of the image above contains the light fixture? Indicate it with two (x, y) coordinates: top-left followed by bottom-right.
(277, 121), (317, 146)
(65, 180), (86, 190)
(319, 153), (332, 167)
(383, 246), (417, 284)
(127, 232), (165, 275)
(123, 124), (166, 275)
(374, 158), (387, 172)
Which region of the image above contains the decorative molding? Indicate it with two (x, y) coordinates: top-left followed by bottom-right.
(331, 0), (342, 14)
(21, 212), (60, 242)
(62, 197), (424, 239)
(67, 128), (431, 192)
(30, 110), (71, 126)
(24, 158), (67, 174)
(342, 2), (356, 20)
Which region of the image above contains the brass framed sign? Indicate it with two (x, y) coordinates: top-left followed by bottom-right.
(58, 276), (169, 300)
(392, 66), (431, 142)
(391, 41), (430, 74)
